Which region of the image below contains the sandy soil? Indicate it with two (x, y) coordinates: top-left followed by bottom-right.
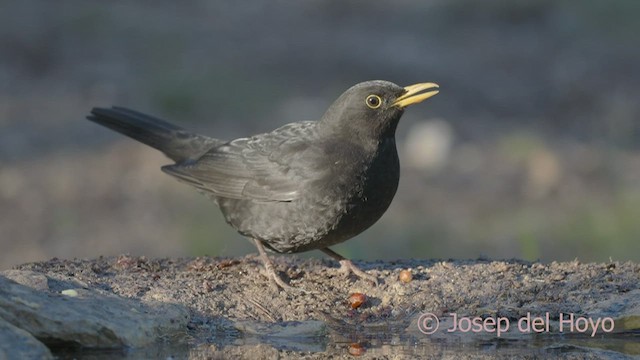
(12, 254), (639, 358)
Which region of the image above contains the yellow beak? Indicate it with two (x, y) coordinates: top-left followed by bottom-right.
(392, 82), (440, 108)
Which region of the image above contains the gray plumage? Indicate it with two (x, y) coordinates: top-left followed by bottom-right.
(87, 80), (439, 288)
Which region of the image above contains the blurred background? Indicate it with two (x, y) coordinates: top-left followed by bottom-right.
(1, 0), (639, 269)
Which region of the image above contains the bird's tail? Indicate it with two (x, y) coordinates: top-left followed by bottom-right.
(87, 107), (222, 163)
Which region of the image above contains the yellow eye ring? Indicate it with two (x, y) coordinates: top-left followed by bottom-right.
(365, 94), (382, 109)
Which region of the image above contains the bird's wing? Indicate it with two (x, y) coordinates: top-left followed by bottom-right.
(162, 122), (317, 202)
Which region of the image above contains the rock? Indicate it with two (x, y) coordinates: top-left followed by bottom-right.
(234, 320), (327, 338)
(0, 317), (53, 360)
(1, 269), (49, 291)
(586, 289), (640, 333)
(233, 320), (327, 352)
(0, 272), (189, 349)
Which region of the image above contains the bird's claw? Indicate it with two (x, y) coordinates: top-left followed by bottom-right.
(261, 262), (307, 293)
(255, 239), (307, 292)
(268, 272), (304, 292)
(338, 259), (379, 286)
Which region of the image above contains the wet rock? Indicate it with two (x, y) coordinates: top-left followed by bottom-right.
(233, 320), (327, 352)
(586, 289), (640, 333)
(234, 320), (327, 338)
(0, 317), (53, 360)
(0, 272), (189, 349)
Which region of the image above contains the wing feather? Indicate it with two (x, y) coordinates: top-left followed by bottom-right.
(162, 121), (317, 202)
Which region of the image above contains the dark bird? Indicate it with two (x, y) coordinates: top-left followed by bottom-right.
(87, 80), (439, 290)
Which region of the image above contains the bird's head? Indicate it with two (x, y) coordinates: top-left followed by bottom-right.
(320, 80), (439, 144)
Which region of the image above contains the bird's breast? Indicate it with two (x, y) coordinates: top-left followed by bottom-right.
(337, 140), (400, 228)
(296, 138), (400, 246)
(218, 138), (400, 253)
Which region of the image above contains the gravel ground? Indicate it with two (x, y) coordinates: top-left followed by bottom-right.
(13, 255), (640, 358)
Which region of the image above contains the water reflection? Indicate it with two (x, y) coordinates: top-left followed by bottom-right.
(53, 333), (638, 359)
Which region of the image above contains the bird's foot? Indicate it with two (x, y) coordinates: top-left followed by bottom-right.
(254, 239), (305, 292)
(338, 259), (379, 286)
(260, 260), (305, 292)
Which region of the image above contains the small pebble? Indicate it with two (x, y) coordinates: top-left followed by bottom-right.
(348, 293), (366, 309)
(348, 343), (366, 356)
(61, 289), (78, 297)
(399, 269), (412, 283)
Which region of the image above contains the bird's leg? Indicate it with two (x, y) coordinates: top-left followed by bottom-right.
(253, 239), (300, 292)
(321, 248), (378, 286)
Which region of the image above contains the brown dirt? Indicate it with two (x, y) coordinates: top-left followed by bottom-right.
(13, 255), (640, 358)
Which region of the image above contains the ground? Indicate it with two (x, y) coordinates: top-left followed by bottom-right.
(1, 255), (638, 358)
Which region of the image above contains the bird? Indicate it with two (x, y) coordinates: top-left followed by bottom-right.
(87, 80), (439, 290)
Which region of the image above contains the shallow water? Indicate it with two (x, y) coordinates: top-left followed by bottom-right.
(53, 331), (639, 359)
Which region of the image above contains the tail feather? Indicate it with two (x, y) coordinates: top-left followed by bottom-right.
(87, 107), (223, 163)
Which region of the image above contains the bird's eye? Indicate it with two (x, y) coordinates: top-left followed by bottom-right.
(365, 94), (382, 109)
